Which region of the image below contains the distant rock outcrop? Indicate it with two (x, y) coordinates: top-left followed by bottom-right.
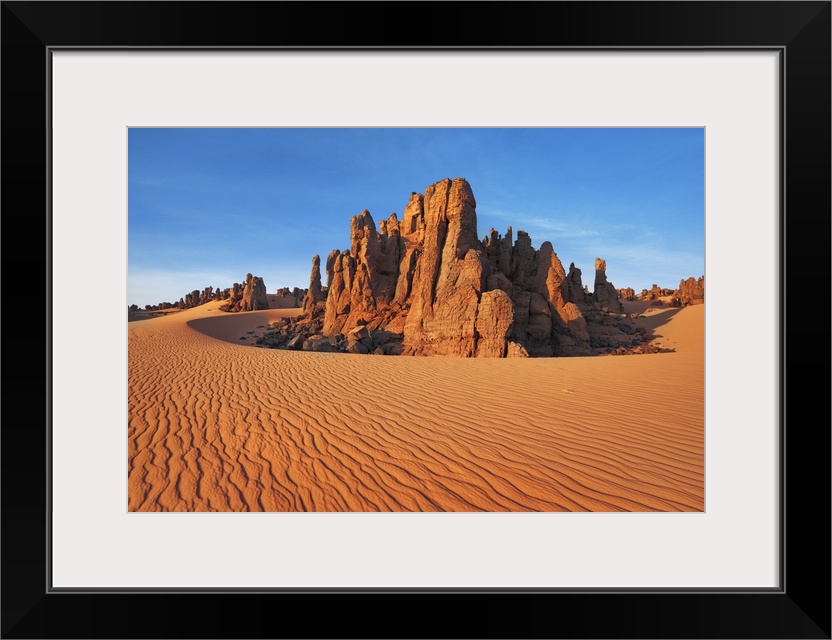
(677, 276), (705, 306)
(275, 286), (307, 309)
(133, 284), (222, 315)
(220, 274), (269, 312)
(618, 287), (636, 301)
(134, 274), (315, 317)
(621, 277), (704, 308)
(643, 284), (674, 301)
(242, 274), (269, 311)
(258, 177), (649, 358)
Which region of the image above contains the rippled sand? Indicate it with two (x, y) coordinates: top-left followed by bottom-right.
(128, 298), (704, 512)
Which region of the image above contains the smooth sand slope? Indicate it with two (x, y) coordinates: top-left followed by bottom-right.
(128, 299), (704, 512)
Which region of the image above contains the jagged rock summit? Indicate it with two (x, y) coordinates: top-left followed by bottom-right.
(257, 177), (646, 358)
(220, 273), (269, 312)
(677, 275), (705, 306)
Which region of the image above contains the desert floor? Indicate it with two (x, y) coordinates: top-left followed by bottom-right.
(128, 296), (704, 512)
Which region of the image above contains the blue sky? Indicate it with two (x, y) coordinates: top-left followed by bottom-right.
(128, 128), (704, 308)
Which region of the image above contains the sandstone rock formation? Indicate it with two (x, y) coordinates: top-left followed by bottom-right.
(136, 285), (222, 314)
(301, 255), (325, 314)
(643, 284), (674, 301)
(474, 289), (515, 357)
(220, 274), (269, 312)
(171, 286), (215, 309)
(593, 258), (622, 312)
(241, 274), (269, 311)
(677, 276), (705, 306)
(136, 275), (313, 317)
(259, 177), (646, 358)
(566, 262), (588, 304)
(275, 286), (307, 308)
(618, 287), (636, 301)
(402, 179), (489, 356)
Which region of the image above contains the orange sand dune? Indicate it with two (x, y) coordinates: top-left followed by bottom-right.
(128, 300), (704, 512)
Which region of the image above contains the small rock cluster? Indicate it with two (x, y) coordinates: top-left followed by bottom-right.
(131, 285), (226, 314)
(621, 276), (705, 308)
(256, 317), (401, 355)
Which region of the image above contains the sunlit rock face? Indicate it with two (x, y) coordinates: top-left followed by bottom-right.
(221, 273), (269, 312)
(291, 177), (641, 357)
(677, 276), (705, 306)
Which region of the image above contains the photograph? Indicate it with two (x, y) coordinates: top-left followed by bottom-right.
(2, 0), (828, 636)
(128, 127), (705, 513)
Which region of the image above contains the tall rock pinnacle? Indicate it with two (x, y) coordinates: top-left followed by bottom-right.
(295, 177), (640, 357)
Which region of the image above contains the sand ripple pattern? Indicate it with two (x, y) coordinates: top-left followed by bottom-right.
(128, 303), (704, 512)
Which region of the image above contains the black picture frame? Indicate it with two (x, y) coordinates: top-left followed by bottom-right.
(2, 2), (829, 638)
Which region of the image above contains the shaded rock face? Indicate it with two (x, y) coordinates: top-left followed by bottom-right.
(220, 274), (269, 312)
(323, 249), (356, 334)
(242, 273), (269, 311)
(302, 255), (325, 314)
(279, 177), (643, 357)
(618, 287), (636, 301)
(566, 263), (587, 304)
(593, 258), (622, 311)
(475, 289), (514, 357)
(483, 226), (513, 276)
(227, 282), (243, 307)
(276, 286), (307, 308)
(179, 286), (216, 308)
(177, 287), (219, 309)
(677, 276), (704, 306)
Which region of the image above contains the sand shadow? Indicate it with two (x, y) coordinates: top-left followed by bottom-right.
(632, 306), (684, 342)
(187, 308), (302, 345)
